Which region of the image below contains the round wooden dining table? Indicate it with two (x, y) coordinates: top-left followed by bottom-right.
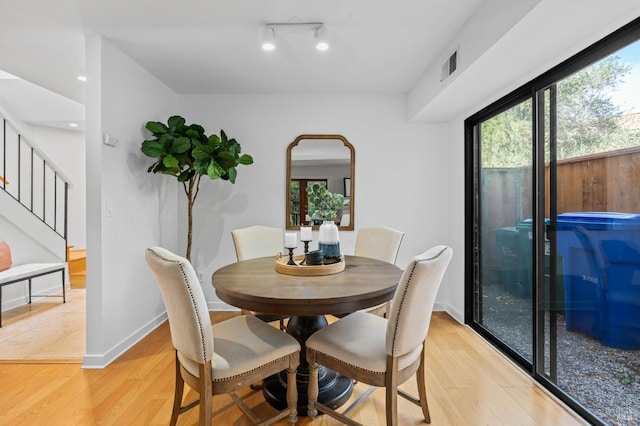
(212, 255), (402, 412)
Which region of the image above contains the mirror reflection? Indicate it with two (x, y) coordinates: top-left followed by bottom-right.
(286, 135), (354, 230)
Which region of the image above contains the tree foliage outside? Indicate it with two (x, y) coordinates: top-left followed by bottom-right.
(481, 55), (638, 168)
(141, 115), (253, 260)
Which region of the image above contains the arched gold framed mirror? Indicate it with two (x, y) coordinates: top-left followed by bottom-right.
(286, 134), (354, 231)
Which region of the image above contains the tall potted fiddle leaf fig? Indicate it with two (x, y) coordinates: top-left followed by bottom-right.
(141, 115), (253, 261)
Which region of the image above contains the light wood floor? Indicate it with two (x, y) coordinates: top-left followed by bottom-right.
(0, 305), (585, 425)
(0, 286), (85, 362)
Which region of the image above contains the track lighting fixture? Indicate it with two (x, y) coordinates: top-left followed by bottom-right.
(261, 21), (329, 52)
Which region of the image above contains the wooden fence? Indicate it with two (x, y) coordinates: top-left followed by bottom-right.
(482, 145), (640, 269)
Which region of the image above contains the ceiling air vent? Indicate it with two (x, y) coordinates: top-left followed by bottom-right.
(440, 50), (458, 82)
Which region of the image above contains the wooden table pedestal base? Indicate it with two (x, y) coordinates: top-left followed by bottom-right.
(262, 315), (353, 414)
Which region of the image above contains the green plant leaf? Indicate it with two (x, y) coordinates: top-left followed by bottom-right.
(208, 134), (221, 149)
(216, 152), (236, 170)
(237, 154), (253, 165)
(190, 124), (205, 135)
(141, 140), (166, 157)
(193, 158), (211, 175)
(171, 136), (191, 154)
(192, 140), (214, 159)
(207, 161), (223, 180)
(227, 140), (240, 157)
(167, 116), (185, 130)
(177, 170), (192, 182)
(145, 121), (167, 134)
(163, 154), (179, 169)
(159, 133), (174, 150)
(227, 167), (237, 184)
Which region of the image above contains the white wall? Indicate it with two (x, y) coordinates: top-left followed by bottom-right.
(176, 94), (451, 309)
(79, 0), (640, 366)
(84, 36), (179, 368)
(31, 126), (86, 248)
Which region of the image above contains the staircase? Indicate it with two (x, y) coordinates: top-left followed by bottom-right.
(67, 246), (86, 288)
(1, 110), (69, 261)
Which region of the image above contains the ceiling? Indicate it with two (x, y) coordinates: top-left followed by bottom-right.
(0, 0), (486, 130)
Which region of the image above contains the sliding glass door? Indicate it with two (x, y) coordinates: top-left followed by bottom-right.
(467, 20), (640, 425)
(473, 98), (534, 363)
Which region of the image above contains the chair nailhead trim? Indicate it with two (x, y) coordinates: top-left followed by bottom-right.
(212, 353), (298, 382)
(313, 352), (385, 377)
(150, 249), (208, 363)
(390, 247), (448, 357)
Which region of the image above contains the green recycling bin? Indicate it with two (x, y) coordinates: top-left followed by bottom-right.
(516, 219), (565, 312)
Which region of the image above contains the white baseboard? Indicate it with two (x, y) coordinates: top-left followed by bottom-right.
(82, 311), (168, 369)
(434, 301), (464, 324)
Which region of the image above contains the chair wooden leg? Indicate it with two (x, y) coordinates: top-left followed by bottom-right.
(307, 353), (319, 418)
(171, 354), (184, 426)
(198, 362), (213, 426)
(386, 356), (399, 426)
(286, 358), (298, 425)
(416, 349), (431, 423)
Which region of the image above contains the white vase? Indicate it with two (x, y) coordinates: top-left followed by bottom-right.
(318, 220), (341, 259)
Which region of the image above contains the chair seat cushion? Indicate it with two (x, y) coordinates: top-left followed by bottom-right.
(178, 315), (300, 381)
(306, 312), (422, 374)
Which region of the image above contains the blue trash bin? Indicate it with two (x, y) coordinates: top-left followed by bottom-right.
(556, 212), (640, 349)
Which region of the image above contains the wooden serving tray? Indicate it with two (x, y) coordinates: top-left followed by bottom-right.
(275, 254), (345, 276)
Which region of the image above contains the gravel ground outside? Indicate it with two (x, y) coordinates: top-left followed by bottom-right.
(481, 283), (639, 426)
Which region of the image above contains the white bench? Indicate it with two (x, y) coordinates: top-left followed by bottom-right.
(0, 263), (66, 327)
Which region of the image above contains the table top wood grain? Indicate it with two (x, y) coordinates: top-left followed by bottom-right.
(212, 255), (402, 316)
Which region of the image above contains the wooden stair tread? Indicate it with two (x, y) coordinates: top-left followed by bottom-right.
(66, 246), (87, 287)
(68, 250), (86, 261)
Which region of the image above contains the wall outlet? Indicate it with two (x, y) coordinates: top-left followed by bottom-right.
(197, 271), (205, 283)
(103, 133), (119, 147)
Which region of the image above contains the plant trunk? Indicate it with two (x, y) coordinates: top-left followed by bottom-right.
(186, 179), (195, 262)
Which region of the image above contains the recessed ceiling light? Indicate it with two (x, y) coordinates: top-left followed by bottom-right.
(69, 123), (79, 128)
(76, 75), (87, 82)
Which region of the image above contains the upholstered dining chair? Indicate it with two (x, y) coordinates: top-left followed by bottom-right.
(354, 226), (404, 265)
(231, 225), (289, 330)
(307, 245), (453, 426)
(145, 246), (300, 425)
(334, 226), (404, 318)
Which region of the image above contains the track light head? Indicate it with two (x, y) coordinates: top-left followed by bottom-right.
(261, 27), (276, 51)
(315, 26), (329, 51)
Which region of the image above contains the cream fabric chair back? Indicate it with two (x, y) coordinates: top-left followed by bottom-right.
(385, 245), (452, 357)
(145, 246), (213, 365)
(354, 226), (404, 264)
(231, 225), (283, 261)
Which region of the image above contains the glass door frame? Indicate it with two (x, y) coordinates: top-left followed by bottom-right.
(464, 17), (640, 426)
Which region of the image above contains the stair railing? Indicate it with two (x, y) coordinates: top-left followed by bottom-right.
(1, 113), (70, 247)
